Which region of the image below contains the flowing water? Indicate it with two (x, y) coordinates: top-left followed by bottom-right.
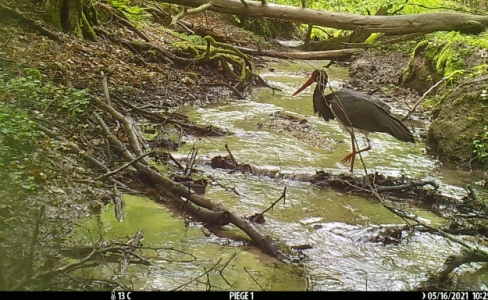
(73, 60), (488, 291)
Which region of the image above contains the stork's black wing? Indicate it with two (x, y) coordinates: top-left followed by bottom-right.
(322, 90), (414, 143)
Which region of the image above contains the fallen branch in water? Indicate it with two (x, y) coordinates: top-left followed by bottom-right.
(375, 181), (438, 192)
(244, 267), (266, 291)
(249, 187), (287, 224)
(91, 94), (287, 260)
(225, 144), (239, 168)
(92, 152), (153, 181)
(13, 232), (151, 290)
(262, 186), (287, 216)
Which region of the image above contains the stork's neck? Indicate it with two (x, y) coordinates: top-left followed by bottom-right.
(316, 81), (328, 98)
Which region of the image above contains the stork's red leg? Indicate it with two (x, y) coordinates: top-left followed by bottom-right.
(341, 136), (372, 172)
(341, 134), (357, 163)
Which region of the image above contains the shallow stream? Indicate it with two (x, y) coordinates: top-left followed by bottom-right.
(73, 59), (488, 291)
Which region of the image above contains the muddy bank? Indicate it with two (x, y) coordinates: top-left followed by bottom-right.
(427, 73), (488, 170)
(348, 50), (419, 109)
(398, 40), (488, 171)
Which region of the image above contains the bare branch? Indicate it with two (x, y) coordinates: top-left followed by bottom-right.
(171, 3), (213, 25)
(402, 70), (469, 121)
(225, 144), (239, 167)
(93, 152), (153, 181)
(244, 267), (266, 291)
(101, 71), (112, 106)
(261, 186), (287, 215)
(171, 258), (222, 291)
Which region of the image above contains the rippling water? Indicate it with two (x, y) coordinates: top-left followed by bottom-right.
(72, 60), (487, 291)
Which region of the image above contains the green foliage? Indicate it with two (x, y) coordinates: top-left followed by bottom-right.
(473, 126), (488, 163)
(0, 69), (92, 194)
(431, 31), (488, 50)
(0, 101), (40, 192)
(170, 31), (207, 46)
(1, 72), (91, 116)
(108, 0), (150, 27)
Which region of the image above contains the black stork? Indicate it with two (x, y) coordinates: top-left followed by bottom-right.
(292, 69), (415, 173)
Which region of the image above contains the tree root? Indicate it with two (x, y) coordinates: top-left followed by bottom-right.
(110, 94), (229, 137)
(96, 2), (151, 42)
(0, 3), (60, 41)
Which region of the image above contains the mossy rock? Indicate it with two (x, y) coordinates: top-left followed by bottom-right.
(400, 40), (475, 94)
(427, 73), (488, 170)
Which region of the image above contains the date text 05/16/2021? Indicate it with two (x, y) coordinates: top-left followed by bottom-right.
(423, 292), (488, 300)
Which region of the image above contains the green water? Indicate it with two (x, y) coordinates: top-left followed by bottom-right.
(73, 60), (487, 291)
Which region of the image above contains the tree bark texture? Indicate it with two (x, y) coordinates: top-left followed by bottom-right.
(45, 0), (97, 41)
(156, 0), (488, 35)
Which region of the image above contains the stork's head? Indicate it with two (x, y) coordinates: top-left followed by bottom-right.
(292, 69), (328, 96)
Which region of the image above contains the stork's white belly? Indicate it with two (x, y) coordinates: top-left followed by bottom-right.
(337, 121), (370, 137)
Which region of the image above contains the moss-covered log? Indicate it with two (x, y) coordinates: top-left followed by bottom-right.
(45, 0), (97, 41)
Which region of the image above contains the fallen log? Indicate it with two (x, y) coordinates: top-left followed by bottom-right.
(234, 47), (363, 61)
(91, 96), (287, 261)
(208, 155), (488, 217)
(155, 0), (488, 35)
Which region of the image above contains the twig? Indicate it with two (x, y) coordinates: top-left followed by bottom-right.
(27, 205), (45, 278)
(171, 3), (213, 26)
(12, 249), (98, 290)
(101, 71), (112, 106)
(239, 0), (249, 7)
(92, 152), (153, 181)
(225, 144), (238, 167)
(244, 267), (266, 291)
(261, 186), (287, 215)
(207, 175), (241, 196)
(168, 152), (184, 170)
(390, 0), (410, 15)
(218, 251), (241, 287)
(91, 96), (147, 162)
(402, 70), (468, 121)
(113, 182), (125, 222)
(171, 258), (222, 291)
(375, 181), (438, 192)
(36, 124), (131, 190)
(184, 147), (198, 176)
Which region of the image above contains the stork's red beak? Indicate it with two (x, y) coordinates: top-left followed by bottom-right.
(292, 73), (317, 96)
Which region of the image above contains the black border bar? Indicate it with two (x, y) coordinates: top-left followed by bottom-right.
(1, 291), (488, 300)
